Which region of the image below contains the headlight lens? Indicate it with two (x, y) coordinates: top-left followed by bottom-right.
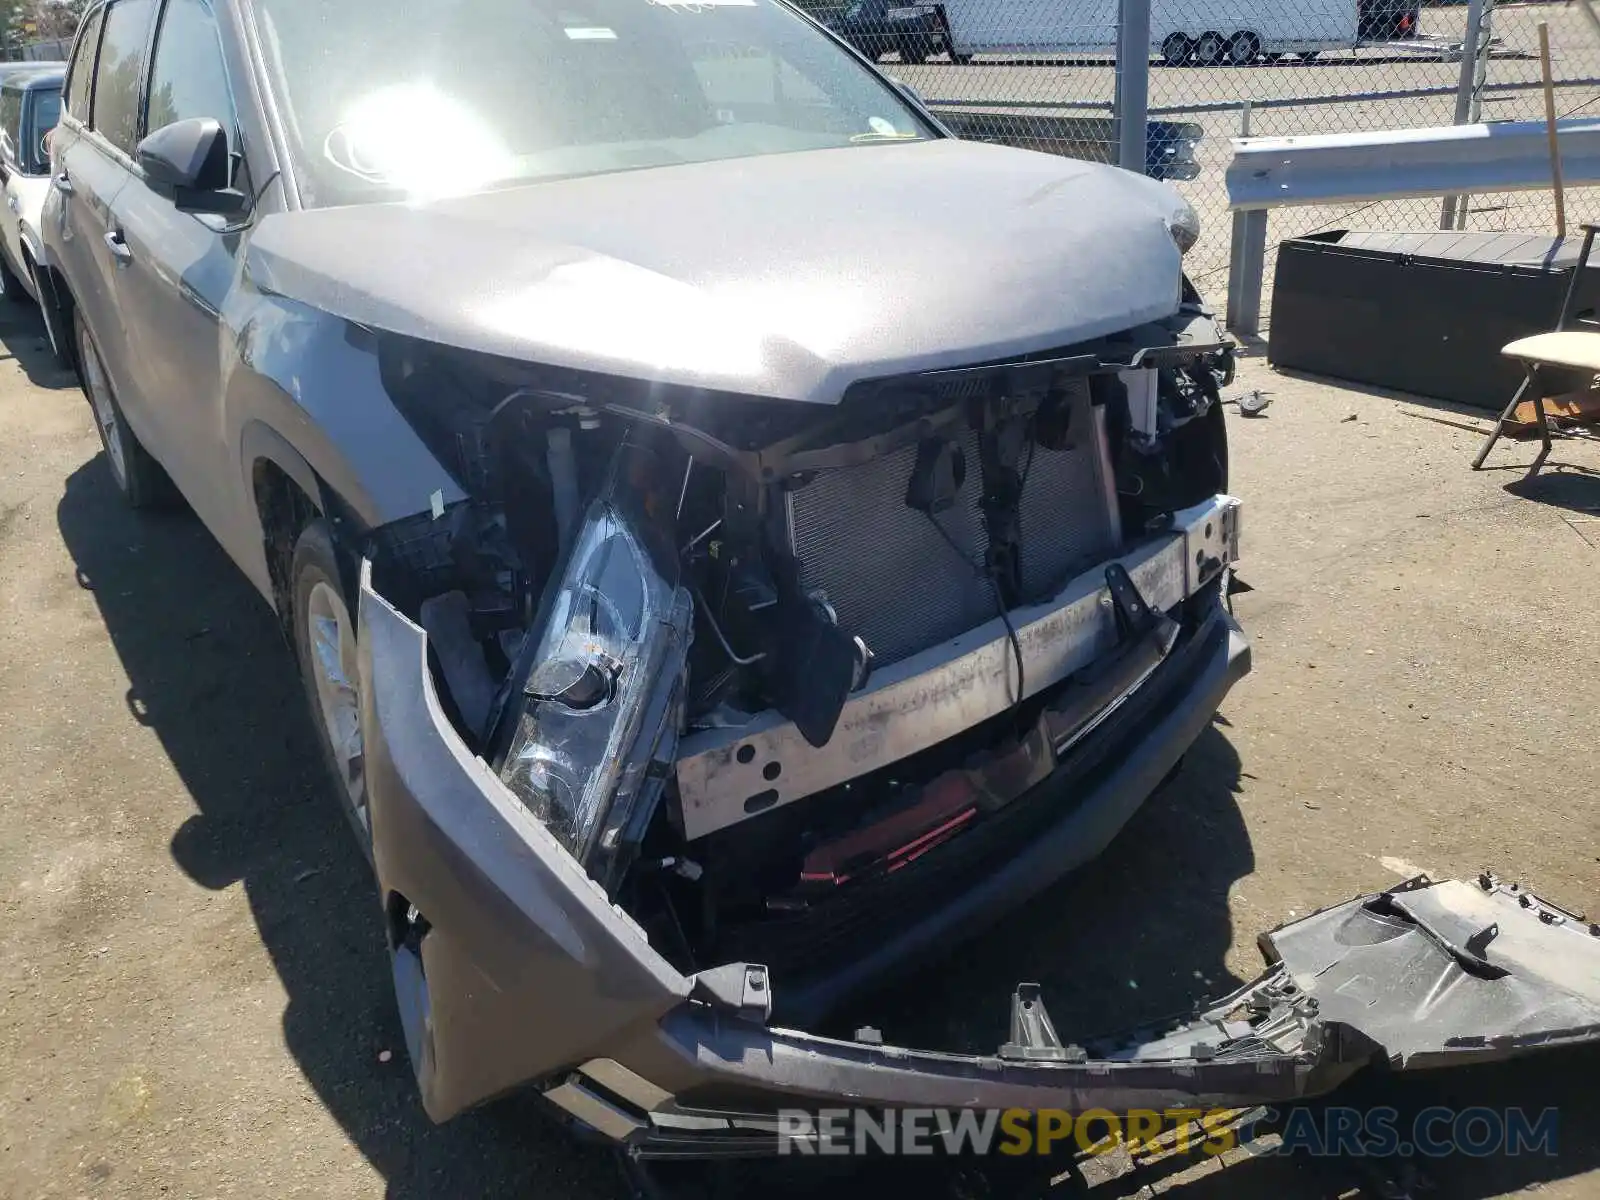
(500, 492), (691, 864)
(1167, 199), (1201, 256)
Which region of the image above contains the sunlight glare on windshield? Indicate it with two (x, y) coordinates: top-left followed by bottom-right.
(325, 82), (516, 201)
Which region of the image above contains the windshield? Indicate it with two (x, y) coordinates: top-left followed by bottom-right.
(251, 0), (935, 206)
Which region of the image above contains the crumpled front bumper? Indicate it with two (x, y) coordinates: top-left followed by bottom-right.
(550, 872), (1600, 1157)
(356, 499), (1250, 1122)
(355, 501), (1600, 1147)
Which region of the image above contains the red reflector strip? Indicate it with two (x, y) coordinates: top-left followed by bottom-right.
(796, 806), (979, 890)
(885, 808), (978, 872)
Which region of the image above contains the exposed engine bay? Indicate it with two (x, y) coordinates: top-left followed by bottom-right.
(362, 292), (1237, 993)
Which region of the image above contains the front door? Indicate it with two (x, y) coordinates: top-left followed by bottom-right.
(106, 0), (250, 539)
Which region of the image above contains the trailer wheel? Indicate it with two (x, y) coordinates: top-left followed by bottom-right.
(1160, 32), (1193, 65)
(1195, 30), (1227, 65)
(1227, 31), (1260, 64)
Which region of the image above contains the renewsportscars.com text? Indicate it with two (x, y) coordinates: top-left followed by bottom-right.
(776, 1106), (1559, 1158)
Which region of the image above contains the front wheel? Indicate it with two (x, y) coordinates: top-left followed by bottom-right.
(291, 519), (373, 860)
(0, 247), (28, 304)
(1161, 32), (1194, 65)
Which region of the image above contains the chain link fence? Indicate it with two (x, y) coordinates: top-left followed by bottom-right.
(1465, 2), (1600, 234)
(802, 0), (1600, 319)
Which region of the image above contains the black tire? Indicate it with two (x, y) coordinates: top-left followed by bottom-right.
(75, 310), (175, 509)
(289, 518), (375, 861)
(0, 247), (25, 303)
(1228, 31), (1260, 64)
(1195, 30), (1227, 65)
(898, 33), (929, 63)
(1161, 32), (1194, 65)
(29, 255), (69, 366)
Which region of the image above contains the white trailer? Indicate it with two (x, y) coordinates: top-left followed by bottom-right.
(937, 0), (1360, 65)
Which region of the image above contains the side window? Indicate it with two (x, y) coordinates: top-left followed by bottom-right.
(147, 0), (247, 196)
(146, 0), (234, 143)
(91, 0), (157, 157)
(65, 6), (105, 121)
(0, 90), (22, 167)
(28, 89), (63, 173)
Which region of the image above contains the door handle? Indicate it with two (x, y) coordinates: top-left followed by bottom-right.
(103, 227), (132, 264)
(53, 171), (72, 195)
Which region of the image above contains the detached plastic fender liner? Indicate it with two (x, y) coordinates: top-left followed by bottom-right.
(356, 560), (691, 1121)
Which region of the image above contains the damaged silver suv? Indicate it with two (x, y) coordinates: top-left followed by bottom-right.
(44, 0), (1600, 1160)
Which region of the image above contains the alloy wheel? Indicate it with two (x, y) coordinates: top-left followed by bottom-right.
(79, 328), (127, 488)
(307, 579), (368, 835)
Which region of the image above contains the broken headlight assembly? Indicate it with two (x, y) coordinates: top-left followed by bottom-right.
(1166, 198), (1201, 256)
(494, 468), (693, 872)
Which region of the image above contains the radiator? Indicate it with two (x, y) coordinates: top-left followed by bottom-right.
(785, 382), (1121, 666)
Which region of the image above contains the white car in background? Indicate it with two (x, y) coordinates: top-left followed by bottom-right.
(0, 64), (65, 315)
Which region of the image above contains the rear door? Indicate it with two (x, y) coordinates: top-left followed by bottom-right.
(55, 0), (158, 448)
(106, 0), (250, 534)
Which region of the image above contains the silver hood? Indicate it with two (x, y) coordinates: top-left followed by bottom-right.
(246, 139), (1189, 405)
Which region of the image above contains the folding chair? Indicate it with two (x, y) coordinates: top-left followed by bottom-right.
(1473, 223), (1600, 475)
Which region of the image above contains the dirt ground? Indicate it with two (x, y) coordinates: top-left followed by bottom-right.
(1, 289), (1598, 1200)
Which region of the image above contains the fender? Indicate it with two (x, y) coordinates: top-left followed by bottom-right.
(225, 292), (467, 537)
(238, 417), (323, 520)
(19, 224), (46, 272)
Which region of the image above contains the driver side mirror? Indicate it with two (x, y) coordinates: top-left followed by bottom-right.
(137, 117), (244, 216)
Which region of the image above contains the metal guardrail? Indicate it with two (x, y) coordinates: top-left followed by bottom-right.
(1222, 113), (1600, 334)
(1226, 115), (1600, 209)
